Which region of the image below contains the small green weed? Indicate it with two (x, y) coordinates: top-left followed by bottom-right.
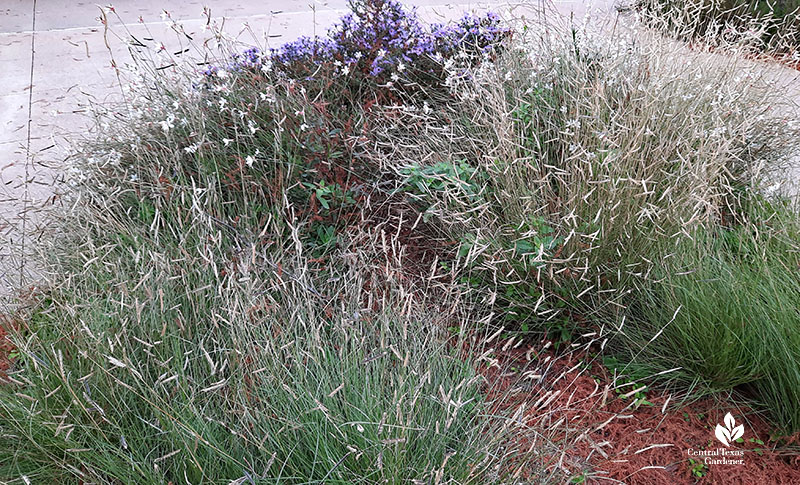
(689, 458), (708, 478)
(603, 356), (654, 408)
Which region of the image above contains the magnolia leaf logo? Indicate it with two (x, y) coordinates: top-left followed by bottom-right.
(715, 412), (744, 447)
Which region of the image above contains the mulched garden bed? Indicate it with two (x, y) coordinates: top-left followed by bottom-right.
(484, 341), (800, 484)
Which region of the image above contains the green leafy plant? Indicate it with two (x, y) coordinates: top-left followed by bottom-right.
(570, 472), (588, 483)
(689, 458), (708, 478)
(736, 437), (766, 455)
(400, 160), (486, 210)
(603, 356), (654, 408)
(303, 180), (355, 211)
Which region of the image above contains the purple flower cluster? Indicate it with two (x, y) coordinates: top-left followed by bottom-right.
(278, 0), (508, 77)
(272, 37), (337, 66)
(232, 46), (262, 68)
(203, 46), (263, 76)
(205, 0), (509, 82)
(322, 0), (431, 77)
(430, 12), (506, 57)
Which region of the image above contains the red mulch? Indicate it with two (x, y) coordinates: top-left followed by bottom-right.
(483, 341), (800, 484)
(0, 318), (15, 378)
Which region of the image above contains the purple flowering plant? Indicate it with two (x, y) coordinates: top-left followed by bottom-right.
(192, 0), (509, 252)
(207, 0), (509, 91)
(196, 0), (509, 170)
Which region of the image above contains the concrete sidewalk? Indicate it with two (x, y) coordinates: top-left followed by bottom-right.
(0, 0), (618, 293)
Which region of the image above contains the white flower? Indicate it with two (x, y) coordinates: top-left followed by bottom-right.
(390, 72), (399, 82)
(260, 60), (273, 73)
(159, 115), (175, 133)
(565, 119), (581, 130)
(216, 69), (229, 79)
(397, 62), (406, 72)
(248, 119), (258, 135)
(342, 65), (350, 76)
(300, 123), (309, 131)
(245, 155), (255, 167)
(184, 143), (199, 154)
(222, 138), (233, 147)
(354, 51), (363, 60)
(709, 126), (727, 138)
(422, 102), (432, 115)
(219, 98), (227, 109)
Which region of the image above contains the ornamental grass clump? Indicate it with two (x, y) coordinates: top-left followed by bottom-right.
(374, 20), (796, 336)
(636, 0), (800, 54)
(614, 197), (800, 432)
(0, 208), (508, 482)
